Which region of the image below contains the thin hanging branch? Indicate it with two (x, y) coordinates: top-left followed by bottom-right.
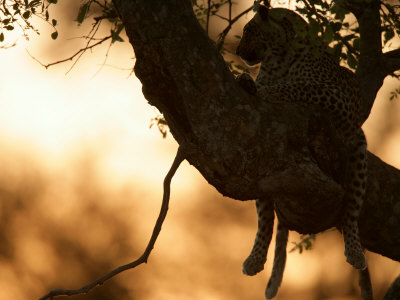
(38, 148), (185, 300)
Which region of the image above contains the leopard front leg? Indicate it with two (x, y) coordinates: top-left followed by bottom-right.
(235, 73), (257, 96)
(243, 198), (274, 276)
(342, 128), (367, 270)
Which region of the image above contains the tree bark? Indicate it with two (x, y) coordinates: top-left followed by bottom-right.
(112, 0), (400, 263)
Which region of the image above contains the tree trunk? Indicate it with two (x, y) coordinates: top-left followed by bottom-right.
(112, 0), (400, 263)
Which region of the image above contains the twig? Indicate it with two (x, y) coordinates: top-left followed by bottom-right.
(64, 20), (103, 74)
(38, 147), (185, 300)
(216, 5), (253, 51)
(92, 38), (113, 78)
(26, 35), (112, 71)
(228, 0), (232, 21)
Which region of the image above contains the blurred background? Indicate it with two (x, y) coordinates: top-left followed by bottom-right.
(0, 1), (399, 299)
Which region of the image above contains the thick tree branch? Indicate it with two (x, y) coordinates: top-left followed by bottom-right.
(382, 48), (400, 76)
(110, 0), (400, 263)
(345, 0), (385, 121)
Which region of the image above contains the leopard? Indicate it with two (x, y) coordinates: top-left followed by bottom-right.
(235, 5), (368, 299)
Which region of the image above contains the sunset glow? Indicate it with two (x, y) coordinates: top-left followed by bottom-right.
(0, 1), (399, 300)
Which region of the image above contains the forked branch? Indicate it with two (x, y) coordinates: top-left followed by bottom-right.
(38, 147), (185, 300)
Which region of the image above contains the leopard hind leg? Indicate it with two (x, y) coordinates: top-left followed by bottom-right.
(359, 266), (373, 300)
(342, 127), (367, 270)
(242, 198), (274, 276)
(265, 221), (288, 299)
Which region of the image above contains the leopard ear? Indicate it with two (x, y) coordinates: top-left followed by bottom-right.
(258, 4), (269, 21)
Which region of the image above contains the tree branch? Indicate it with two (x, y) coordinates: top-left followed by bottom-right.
(382, 276), (400, 300)
(110, 0), (400, 262)
(38, 148), (185, 300)
(382, 47), (400, 76)
(347, 0), (385, 121)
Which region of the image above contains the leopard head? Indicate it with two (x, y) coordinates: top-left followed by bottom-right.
(236, 6), (309, 66)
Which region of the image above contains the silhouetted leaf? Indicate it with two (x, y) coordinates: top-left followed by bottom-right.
(28, 0), (41, 8)
(347, 52), (357, 69)
(76, 2), (89, 24)
(22, 11), (31, 19)
(384, 29), (395, 45)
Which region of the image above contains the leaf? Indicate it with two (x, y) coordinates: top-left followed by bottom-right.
(22, 11), (31, 19)
(384, 29), (395, 45)
(51, 31), (58, 40)
(333, 6), (346, 21)
(76, 2), (89, 24)
(309, 19), (321, 38)
(111, 23), (125, 43)
(342, 33), (356, 42)
(332, 22), (342, 32)
(28, 0), (41, 8)
(47, 0), (58, 3)
(52, 19), (57, 26)
(5, 25), (14, 31)
(45, 10), (49, 21)
(353, 38), (360, 51)
(347, 52), (357, 69)
(323, 23), (334, 43)
(0, 32), (4, 42)
(329, 42), (343, 64)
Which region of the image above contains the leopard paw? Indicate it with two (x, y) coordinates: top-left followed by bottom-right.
(242, 254), (266, 276)
(235, 73), (257, 96)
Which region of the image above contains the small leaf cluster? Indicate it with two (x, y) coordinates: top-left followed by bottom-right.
(295, 0), (400, 70)
(295, 0), (360, 69)
(289, 234), (316, 254)
(192, 0), (231, 25)
(75, 0), (124, 44)
(150, 115), (169, 138)
(225, 59), (249, 76)
(192, 1), (252, 76)
(381, 2), (400, 48)
(0, 0), (58, 46)
(389, 88), (400, 101)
